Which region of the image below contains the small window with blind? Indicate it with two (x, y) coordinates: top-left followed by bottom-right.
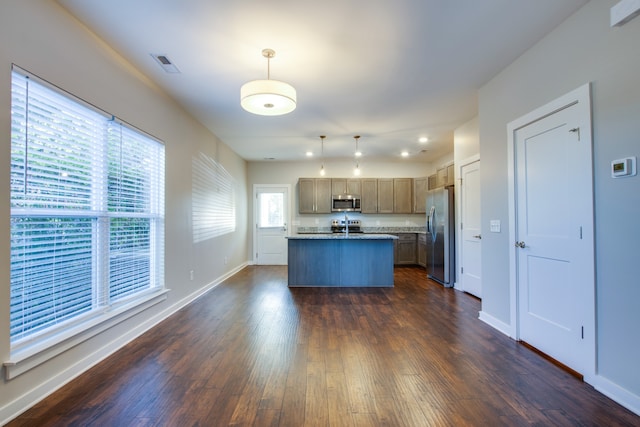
(9, 67), (165, 355)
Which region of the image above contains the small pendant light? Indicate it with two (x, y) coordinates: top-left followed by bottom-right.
(319, 135), (326, 176)
(353, 135), (361, 176)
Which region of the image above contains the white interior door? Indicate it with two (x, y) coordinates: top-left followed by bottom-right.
(254, 185), (289, 265)
(460, 160), (482, 298)
(511, 86), (594, 378)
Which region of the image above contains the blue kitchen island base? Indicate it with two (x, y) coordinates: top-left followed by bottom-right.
(287, 234), (396, 287)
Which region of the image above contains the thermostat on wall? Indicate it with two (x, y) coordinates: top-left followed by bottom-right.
(611, 157), (636, 178)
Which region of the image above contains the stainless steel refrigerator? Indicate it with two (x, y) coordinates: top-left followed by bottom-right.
(426, 186), (455, 287)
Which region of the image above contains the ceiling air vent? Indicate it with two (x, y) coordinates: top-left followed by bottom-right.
(151, 54), (180, 73)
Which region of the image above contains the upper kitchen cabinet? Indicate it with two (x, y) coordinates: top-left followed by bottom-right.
(331, 178), (361, 196)
(298, 178), (332, 213)
(413, 176), (428, 213)
(377, 179), (394, 213)
(436, 167), (448, 188)
(393, 178), (412, 214)
(361, 178), (378, 213)
(446, 164), (455, 186)
(428, 174), (437, 190)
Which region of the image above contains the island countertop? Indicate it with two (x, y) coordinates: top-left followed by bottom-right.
(286, 233), (398, 240)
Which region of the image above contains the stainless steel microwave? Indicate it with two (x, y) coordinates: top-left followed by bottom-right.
(332, 194), (361, 212)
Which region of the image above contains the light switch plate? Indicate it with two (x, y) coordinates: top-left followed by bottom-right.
(490, 220), (501, 233)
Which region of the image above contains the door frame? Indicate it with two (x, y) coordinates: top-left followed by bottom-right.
(506, 83), (595, 382)
(455, 154), (480, 295)
(252, 184), (292, 265)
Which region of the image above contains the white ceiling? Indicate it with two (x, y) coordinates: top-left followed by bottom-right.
(57, 0), (588, 163)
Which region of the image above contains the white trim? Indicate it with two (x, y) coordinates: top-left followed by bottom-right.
(5, 290), (169, 379)
(454, 154), (481, 293)
(478, 311), (512, 337)
(592, 375), (640, 416)
(0, 263), (248, 425)
(506, 83), (595, 382)
(252, 184), (291, 265)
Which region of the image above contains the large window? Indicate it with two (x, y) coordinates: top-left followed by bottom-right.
(9, 68), (165, 348)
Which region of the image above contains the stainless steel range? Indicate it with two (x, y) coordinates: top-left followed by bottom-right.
(331, 218), (363, 233)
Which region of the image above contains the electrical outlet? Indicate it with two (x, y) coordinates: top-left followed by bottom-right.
(189, 270), (194, 281)
(224, 256), (228, 265)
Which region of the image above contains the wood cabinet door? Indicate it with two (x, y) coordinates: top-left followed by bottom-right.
(413, 177), (427, 213)
(361, 178), (378, 213)
(396, 233), (417, 265)
(446, 164), (455, 186)
(417, 234), (427, 267)
(298, 178), (315, 213)
(428, 174), (437, 190)
(436, 168), (447, 188)
(331, 179), (346, 195)
(377, 179), (394, 213)
(315, 178), (332, 213)
(393, 178), (412, 214)
(347, 179), (361, 196)
(331, 178), (361, 196)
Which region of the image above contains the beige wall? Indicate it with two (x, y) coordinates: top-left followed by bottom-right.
(0, 1), (248, 421)
(478, 0), (640, 409)
(454, 117), (479, 163)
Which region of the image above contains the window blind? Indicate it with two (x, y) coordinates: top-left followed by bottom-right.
(192, 152), (236, 243)
(10, 69), (165, 345)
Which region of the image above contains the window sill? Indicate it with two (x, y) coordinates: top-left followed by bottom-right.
(4, 289), (169, 380)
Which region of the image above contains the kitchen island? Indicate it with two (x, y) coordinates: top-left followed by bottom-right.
(286, 234), (398, 287)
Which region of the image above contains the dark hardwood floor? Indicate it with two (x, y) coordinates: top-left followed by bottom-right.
(8, 266), (638, 426)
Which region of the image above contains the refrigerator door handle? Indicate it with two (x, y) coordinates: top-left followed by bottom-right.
(428, 206), (436, 240)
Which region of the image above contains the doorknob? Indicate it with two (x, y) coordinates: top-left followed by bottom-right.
(473, 234), (481, 239)
(515, 241), (526, 248)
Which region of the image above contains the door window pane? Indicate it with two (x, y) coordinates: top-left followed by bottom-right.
(259, 193), (284, 228)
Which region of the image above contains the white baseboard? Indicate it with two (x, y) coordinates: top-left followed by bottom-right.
(478, 310), (513, 338)
(592, 374), (640, 416)
(0, 262), (248, 425)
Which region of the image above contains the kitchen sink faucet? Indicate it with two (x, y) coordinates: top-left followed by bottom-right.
(344, 213), (349, 237)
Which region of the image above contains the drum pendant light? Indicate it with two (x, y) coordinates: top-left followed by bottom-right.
(241, 49), (297, 116)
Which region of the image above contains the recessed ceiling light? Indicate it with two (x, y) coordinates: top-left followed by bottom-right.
(418, 137), (428, 143)
(306, 151), (313, 157)
(401, 151), (409, 157)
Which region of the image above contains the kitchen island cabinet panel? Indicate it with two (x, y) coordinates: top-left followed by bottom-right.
(288, 239), (340, 286)
(287, 235), (396, 287)
(340, 239), (394, 286)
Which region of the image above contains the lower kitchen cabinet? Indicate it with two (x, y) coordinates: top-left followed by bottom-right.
(395, 233), (417, 265)
(417, 233), (427, 268)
